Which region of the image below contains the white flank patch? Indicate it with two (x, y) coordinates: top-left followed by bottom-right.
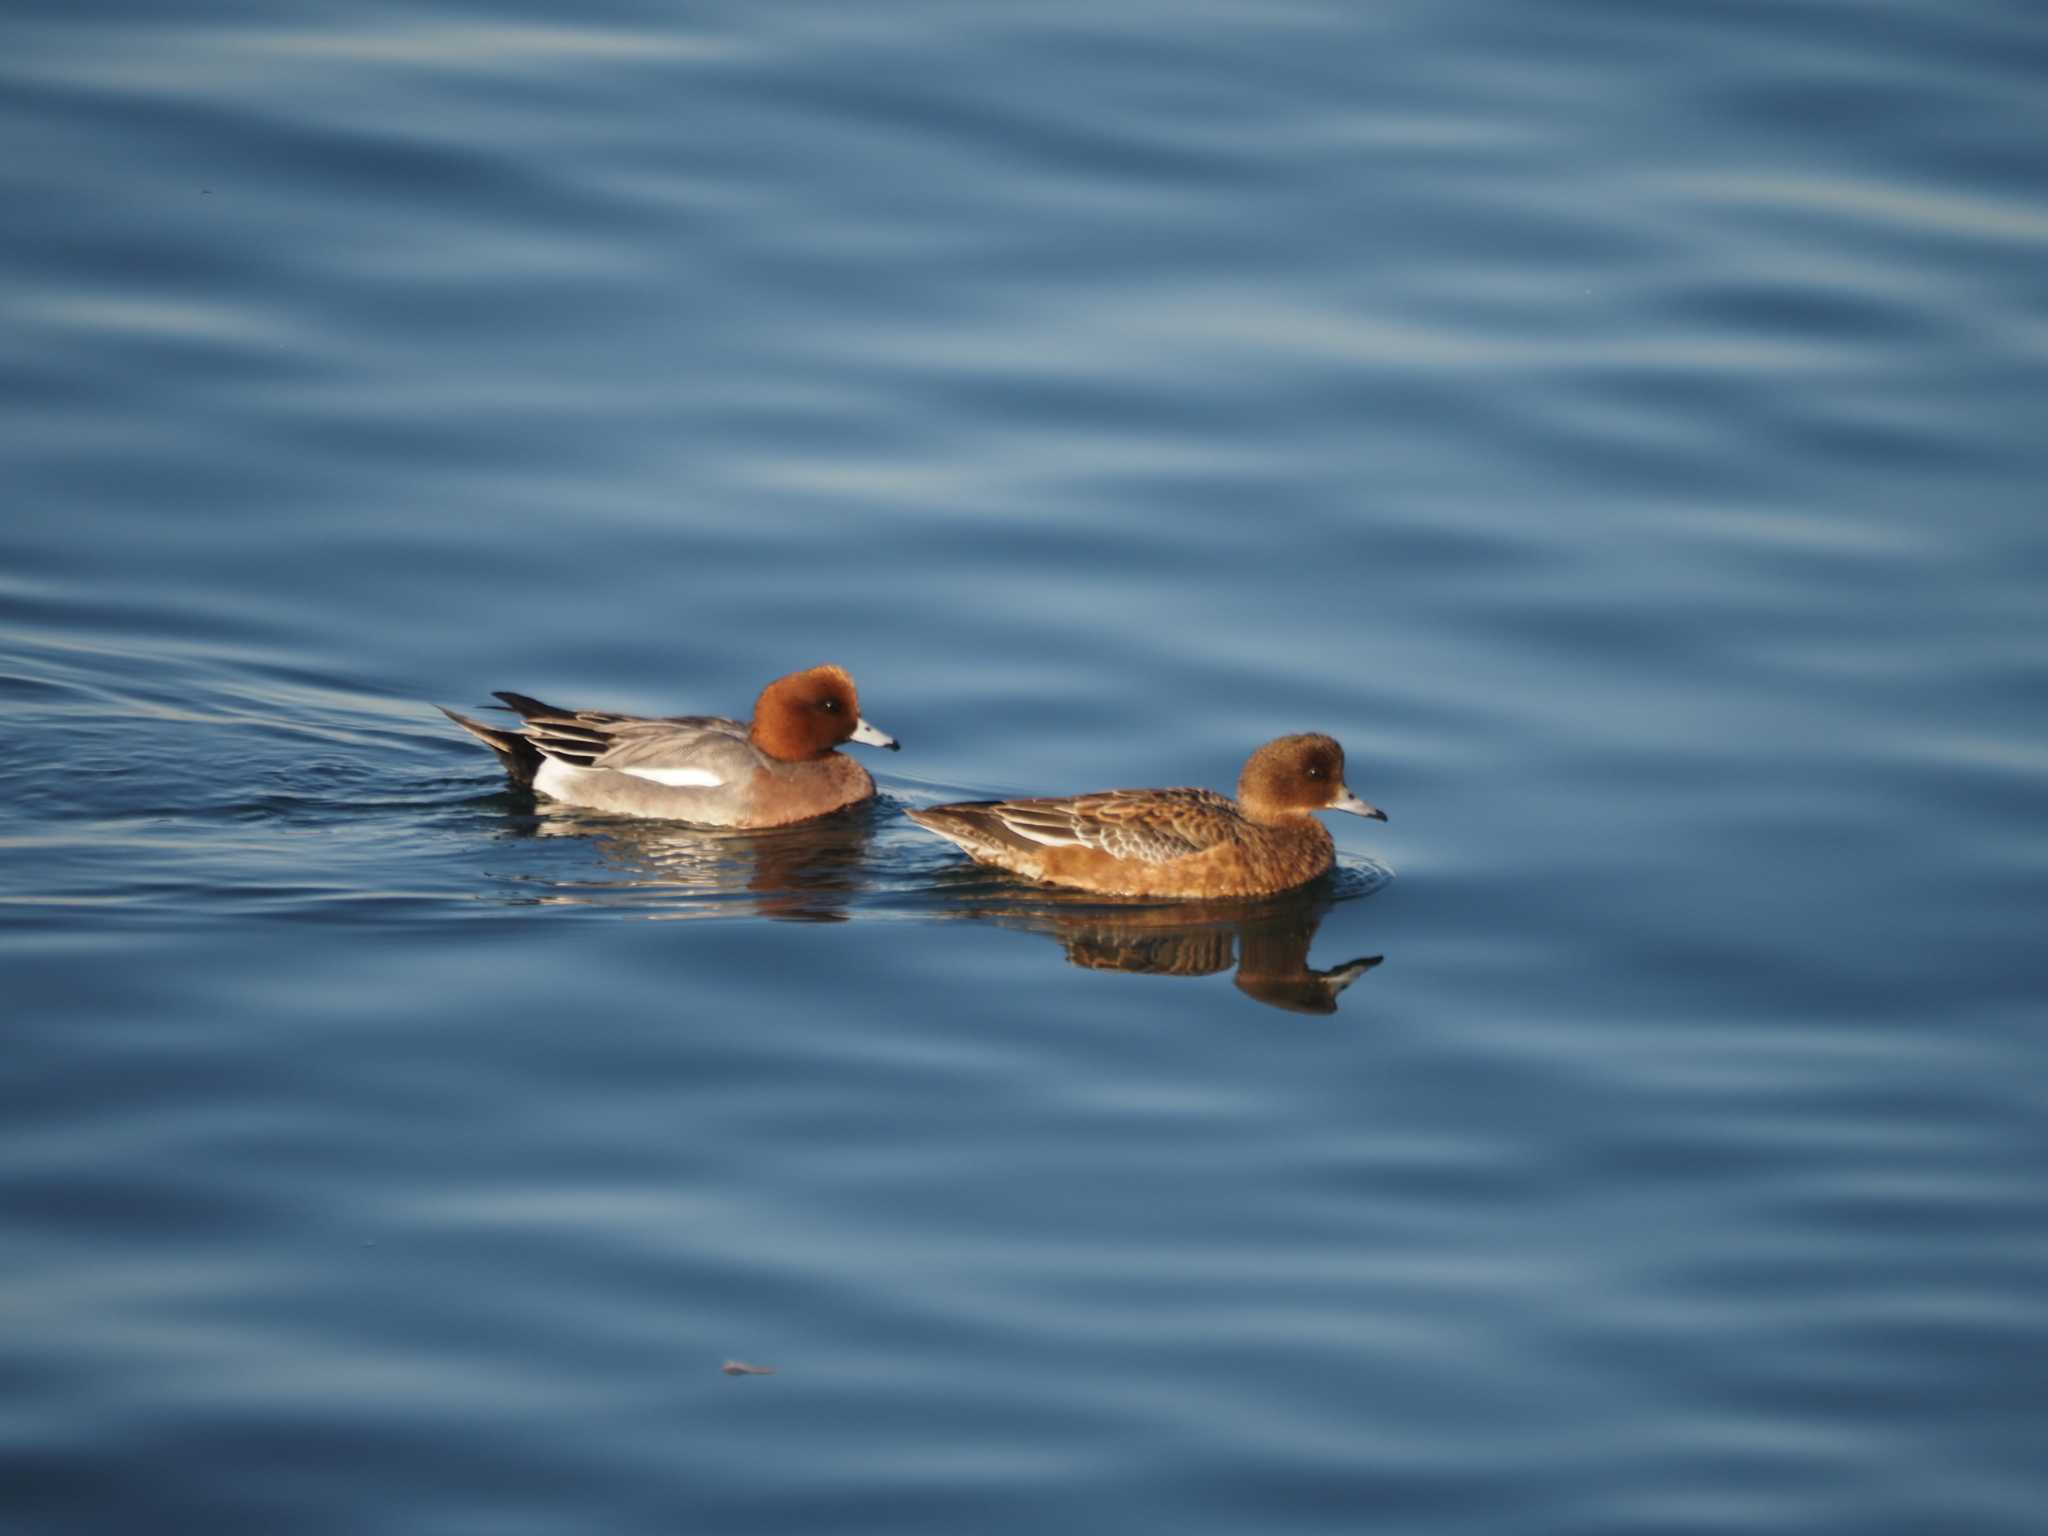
(533, 757), (586, 800)
(619, 765), (723, 787)
(1004, 820), (1077, 847)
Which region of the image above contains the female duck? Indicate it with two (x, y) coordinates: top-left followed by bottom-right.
(442, 664), (898, 828)
(906, 733), (1385, 899)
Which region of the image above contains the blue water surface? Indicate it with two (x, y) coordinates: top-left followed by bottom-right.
(5, 2), (2047, 1532)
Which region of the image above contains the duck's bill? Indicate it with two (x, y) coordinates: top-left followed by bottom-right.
(851, 718), (901, 751)
(1330, 789), (1387, 821)
(1322, 955), (1385, 994)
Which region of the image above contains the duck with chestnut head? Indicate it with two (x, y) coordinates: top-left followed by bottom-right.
(441, 664), (899, 828)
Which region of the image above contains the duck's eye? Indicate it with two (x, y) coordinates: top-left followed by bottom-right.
(1306, 765), (1323, 779)
(819, 698), (839, 712)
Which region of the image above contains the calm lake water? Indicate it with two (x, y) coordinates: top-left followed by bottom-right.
(6, 2), (2047, 1531)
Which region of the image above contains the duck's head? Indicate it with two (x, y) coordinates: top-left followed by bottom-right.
(1237, 733), (1386, 825)
(751, 664), (900, 762)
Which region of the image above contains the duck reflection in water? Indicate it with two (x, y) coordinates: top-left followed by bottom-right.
(501, 799), (877, 922)
(928, 867), (1385, 1015)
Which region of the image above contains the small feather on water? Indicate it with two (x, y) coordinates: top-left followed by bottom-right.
(722, 1360), (777, 1376)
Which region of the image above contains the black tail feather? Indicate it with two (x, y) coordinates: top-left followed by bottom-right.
(441, 706), (544, 787)
(493, 690), (571, 719)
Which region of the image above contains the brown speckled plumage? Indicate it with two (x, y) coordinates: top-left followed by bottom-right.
(906, 733), (1386, 899)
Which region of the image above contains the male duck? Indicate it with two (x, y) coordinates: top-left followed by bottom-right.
(442, 664), (898, 828)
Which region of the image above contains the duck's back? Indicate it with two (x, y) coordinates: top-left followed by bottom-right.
(923, 788), (1236, 859)
(577, 716), (758, 780)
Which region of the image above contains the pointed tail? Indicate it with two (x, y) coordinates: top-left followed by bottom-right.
(905, 802), (1031, 858)
(440, 705), (543, 787)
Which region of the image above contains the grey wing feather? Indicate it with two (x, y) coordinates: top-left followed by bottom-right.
(506, 707), (754, 779)
(589, 721), (759, 781)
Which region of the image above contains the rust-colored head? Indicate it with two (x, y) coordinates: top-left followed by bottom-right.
(1235, 733), (1387, 825)
(749, 665), (900, 762)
